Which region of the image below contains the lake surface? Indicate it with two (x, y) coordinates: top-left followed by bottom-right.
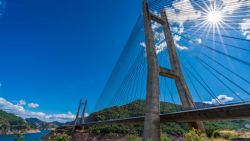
(0, 130), (49, 141)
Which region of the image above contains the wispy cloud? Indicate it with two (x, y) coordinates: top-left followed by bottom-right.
(0, 97), (75, 123)
(18, 100), (26, 106)
(203, 94), (234, 105)
(28, 102), (39, 108)
(140, 23), (189, 54)
(222, 0), (247, 14)
(140, 0), (201, 53)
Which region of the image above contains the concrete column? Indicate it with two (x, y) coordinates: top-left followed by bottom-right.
(80, 100), (87, 124)
(160, 10), (205, 132)
(142, 1), (160, 141)
(72, 99), (82, 133)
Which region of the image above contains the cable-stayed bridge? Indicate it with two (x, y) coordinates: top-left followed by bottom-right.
(72, 0), (250, 140)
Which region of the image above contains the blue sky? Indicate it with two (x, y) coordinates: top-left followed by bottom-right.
(0, 0), (141, 122)
(0, 0), (249, 122)
(94, 0), (250, 111)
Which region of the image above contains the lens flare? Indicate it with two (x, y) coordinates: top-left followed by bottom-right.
(206, 10), (222, 24)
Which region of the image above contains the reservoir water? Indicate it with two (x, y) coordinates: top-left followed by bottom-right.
(0, 130), (49, 141)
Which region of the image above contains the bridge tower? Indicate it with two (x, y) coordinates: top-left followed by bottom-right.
(71, 99), (88, 133)
(142, 1), (204, 140)
(80, 100), (88, 124)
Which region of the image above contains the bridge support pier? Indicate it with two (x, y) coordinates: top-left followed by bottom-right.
(142, 1), (204, 139)
(143, 1), (160, 141)
(71, 99), (88, 133)
(160, 10), (205, 132)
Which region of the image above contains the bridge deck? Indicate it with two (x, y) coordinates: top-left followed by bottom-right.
(83, 102), (250, 126)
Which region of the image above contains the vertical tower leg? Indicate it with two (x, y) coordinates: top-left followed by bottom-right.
(160, 10), (205, 132)
(71, 99), (82, 133)
(80, 100), (88, 124)
(143, 1), (160, 141)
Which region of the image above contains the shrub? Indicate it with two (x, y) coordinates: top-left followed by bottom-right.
(184, 128), (209, 141)
(204, 121), (238, 137)
(161, 122), (187, 136)
(48, 133), (71, 141)
(128, 134), (169, 141)
(212, 130), (239, 140)
(89, 125), (139, 135)
(211, 130), (220, 138)
(160, 133), (171, 141)
(128, 135), (142, 141)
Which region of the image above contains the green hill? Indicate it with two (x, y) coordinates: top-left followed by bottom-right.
(88, 100), (250, 136)
(91, 100), (181, 121)
(0, 110), (31, 134)
(89, 100), (186, 135)
(26, 118), (63, 129)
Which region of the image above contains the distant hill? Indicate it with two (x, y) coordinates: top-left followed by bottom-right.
(25, 118), (63, 129)
(0, 110), (31, 134)
(0, 110), (65, 135)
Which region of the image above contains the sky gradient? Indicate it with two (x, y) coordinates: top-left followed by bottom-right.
(0, 0), (142, 122)
(0, 0), (249, 122)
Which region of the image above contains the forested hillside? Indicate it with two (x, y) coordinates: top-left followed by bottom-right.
(0, 110), (31, 134)
(89, 100), (250, 136)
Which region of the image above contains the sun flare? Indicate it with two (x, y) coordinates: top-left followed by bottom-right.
(206, 10), (222, 24)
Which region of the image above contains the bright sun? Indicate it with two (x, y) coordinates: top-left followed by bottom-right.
(206, 10), (222, 24)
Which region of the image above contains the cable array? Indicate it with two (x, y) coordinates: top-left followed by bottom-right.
(92, 0), (250, 122)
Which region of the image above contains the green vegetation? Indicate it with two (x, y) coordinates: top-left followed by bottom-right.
(204, 120), (250, 137)
(26, 118), (60, 129)
(184, 128), (209, 141)
(47, 133), (71, 141)
(160, 133), (171, 141)
(90, 100), (187, 136)
(92, 100), (180, 121)
(127, 133), (170, 141)
(0, 110), (63, 134)
(212, 130), (238, 140)
(0, 110), (31, 132)
(13, 132), (25, 141)
(88, 100), (250, 140)
(128, 135), (142, 141)
(90, 124), (140, 135)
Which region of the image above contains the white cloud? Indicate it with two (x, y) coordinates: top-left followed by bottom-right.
(151, 21), (161, 30)
(140, 42), (146, 48)
(165, 0), (250, 41)
(195, 38), (202, 44)
(18, 100), (26, 106)
(141, 0), (250, 52)
(222, 0), (247, 14)
(165, 0), (201, 27)
(220, 0), (250, 39)
(28, 103), (39, 108)
(240, 19), (250, 39)
(0, 97), (25, 112)
(175, 42), (189, 51)
(173, 35), (189, 50)
(0, 97), (75, 123)
(203, 94), (234, 105)
(148, 0), (200, 53)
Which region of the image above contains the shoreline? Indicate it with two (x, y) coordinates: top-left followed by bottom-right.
(0, 129), (41, 135)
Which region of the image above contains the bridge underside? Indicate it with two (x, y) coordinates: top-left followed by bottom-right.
(83, 102), (250, 126)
